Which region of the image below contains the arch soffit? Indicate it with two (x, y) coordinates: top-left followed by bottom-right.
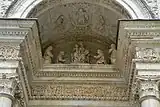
(6, 0), (152, 19)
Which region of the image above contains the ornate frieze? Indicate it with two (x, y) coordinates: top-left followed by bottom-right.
(31, 84), (129, 101)
(135, 47), (160, 61)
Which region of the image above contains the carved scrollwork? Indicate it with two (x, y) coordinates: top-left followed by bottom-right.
(31, 84), (128, 100)
(0, 45), (20, 60)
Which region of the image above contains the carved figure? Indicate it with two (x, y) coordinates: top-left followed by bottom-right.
(43, 46), (53, 64)
(76, 8), (89, 25)
(94, 49), (105, 64)
(72, 42), (90, 63)
(54, 15), (65, 32)
(57, 51), (66, 64)
(79, 42), (86, 63)
(72, 44), (80, 63)
(96, 15), (105, 33)
(109, 44), (116, 64)
(84, 49), (90, 63)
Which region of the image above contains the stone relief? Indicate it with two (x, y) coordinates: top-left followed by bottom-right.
(34, 3), (121, 45)
(42, 42), (117, 65)
(70, 7), (89, 27)
(53, 15), (66, 32)
(76, 8), (89, 25)
(135, 47), (160, 60)
(95, 15), (106, 33)
(43, 46), (54, 64)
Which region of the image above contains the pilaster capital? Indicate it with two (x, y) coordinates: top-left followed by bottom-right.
(0, 73), (19, 99)
(133, 76), (160, 102)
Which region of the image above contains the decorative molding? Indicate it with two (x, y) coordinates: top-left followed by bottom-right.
(36, 64), (120, 78)
(0, 0), (15, 17)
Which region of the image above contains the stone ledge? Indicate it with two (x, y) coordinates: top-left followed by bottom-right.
(35, 64), (120, 78)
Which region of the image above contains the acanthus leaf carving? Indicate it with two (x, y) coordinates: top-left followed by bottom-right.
(0, 44), (20, 60)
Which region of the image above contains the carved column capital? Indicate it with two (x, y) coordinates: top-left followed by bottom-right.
(0, 73), (19, 100)
(133, 76), (160, 102)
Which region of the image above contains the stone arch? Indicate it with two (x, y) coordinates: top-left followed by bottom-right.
(5, 0), (153, 19)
